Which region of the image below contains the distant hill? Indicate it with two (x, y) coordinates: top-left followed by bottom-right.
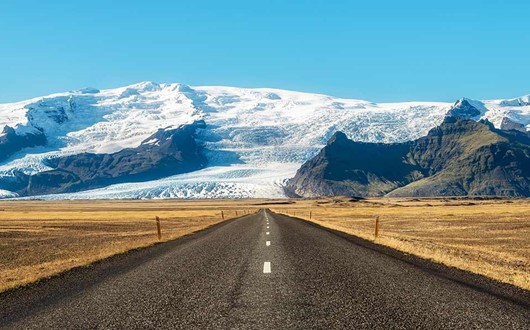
(286, 117), (530, 197)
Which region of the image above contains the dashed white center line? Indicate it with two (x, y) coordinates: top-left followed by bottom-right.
(266, 241), (271, 246)
(266, 232), (270, 235)
(263, 262), (271, 273)
(266, 226), (269, 229)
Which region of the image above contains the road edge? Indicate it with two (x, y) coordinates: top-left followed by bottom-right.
(271, 211), (530, 308)
(0, 215), (247, 325)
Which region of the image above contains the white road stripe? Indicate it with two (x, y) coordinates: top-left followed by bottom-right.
(266, 232), (270, 235)
(263, 262), (271, 273)
(266, 241), (271, 246)
(267, 226), (269, 229)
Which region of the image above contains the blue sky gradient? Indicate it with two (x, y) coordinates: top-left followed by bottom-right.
(0, 0), (529, 103)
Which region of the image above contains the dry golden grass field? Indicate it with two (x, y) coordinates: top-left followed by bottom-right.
(271, 197), (530, 291)
(1, 198), (529, 293)
(0, 200), (259, 292)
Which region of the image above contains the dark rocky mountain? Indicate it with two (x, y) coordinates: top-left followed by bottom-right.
(445, 98), (483, 119)
(500, 117), (527, 132)
(2, 121), (207, 196)
(0, 126), (47, 163)
(286, 117), (530, 197)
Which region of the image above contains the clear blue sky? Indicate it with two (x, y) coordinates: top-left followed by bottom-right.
(1, 0), (529, 103)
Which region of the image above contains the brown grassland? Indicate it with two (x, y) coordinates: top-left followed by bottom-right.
(0, 198), (529, 293)
(271, 197), (530, 291)
(0, 200), (258, 293)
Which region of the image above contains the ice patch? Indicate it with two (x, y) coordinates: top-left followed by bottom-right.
(0, 189), (18, 198)
(24, 163), (298, 200)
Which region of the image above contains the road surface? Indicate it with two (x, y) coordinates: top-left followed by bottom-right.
(1, 209), (529, 329)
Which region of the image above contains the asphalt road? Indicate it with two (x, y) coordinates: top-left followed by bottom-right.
(1, 209), (529, 329)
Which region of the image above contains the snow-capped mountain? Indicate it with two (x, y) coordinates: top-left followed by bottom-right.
(0, 81), (528, 199)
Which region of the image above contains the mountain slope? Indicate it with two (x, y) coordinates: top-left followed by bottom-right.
(28, 121), (206, 195)
(0, 82), (529, 199)
(0, 121), (207, 196)
(0, 126), (46, 163)
(286, 117), (530, 197)
(283, 133), (421, 197)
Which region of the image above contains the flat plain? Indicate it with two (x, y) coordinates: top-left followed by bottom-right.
(271, 197), (530, 290)
(0, 200), (258, 292)
(1, 198), (529, 293)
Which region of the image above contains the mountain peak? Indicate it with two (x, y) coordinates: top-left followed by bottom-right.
(446, 97), (483, 120)
(327, 131), (349, 145)
(128, 81), (162, 92)
(77, 87), (100, 94)
(499, 95), (530, 107)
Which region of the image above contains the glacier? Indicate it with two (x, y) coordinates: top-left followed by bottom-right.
(0, 82), (529, 199)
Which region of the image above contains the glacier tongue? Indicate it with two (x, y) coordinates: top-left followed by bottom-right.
(0, 189), (18, 199)
(23, 163), (298, 200)
(1, 82), (529, 199)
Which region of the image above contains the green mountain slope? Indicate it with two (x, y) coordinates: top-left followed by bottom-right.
(286, 117), (530, 197)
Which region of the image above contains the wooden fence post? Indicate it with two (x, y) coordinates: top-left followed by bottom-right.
(375, 216), (380, 239)
(310, 211), (312, 220)
(156, 216), (162, 240)
(221, 211), (225, 220)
